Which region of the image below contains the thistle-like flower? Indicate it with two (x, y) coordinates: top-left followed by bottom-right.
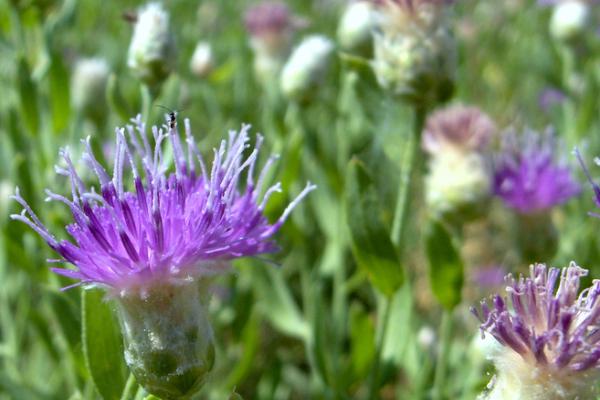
(244, 2), (303, 85)
(544, 0), (591, 41)
(472, 263), (600, 399)
(493, 129), (580, 215)
(369, 0), (456, 105)
(127, 2), (175, 86)
(11, 114), (315, 399)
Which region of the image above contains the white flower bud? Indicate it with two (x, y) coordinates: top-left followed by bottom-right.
(550, 1), (589, 41)
(71, 58), (110, 118)
(337, 1), (375, 52)
(127, 2), (175, 86)
(189, 41), (213, 78)
(280, 35), (335, 100)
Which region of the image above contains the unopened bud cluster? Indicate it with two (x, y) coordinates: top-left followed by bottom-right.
(370, 0), (456, 106)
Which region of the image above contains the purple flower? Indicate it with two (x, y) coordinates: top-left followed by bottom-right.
(11, 114), (315, 293)
(538, 87), (566, 112)
(492, 129), (580, 214)
(471, 263), (600, 398)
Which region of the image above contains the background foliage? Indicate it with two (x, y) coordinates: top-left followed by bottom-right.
(1, 0), (600, 399)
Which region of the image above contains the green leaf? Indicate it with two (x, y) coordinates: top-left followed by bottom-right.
(251, 264), (309, 340)
(349, 304), (375, 378)
(344, 158), (403, 297)
(425, 220), (464, 310)
(82, 289), (127, 400)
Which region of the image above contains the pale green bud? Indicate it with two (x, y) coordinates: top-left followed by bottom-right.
(550, 0), (589, 41)
(189, 41), (214, 78)
(337, 1), (375, 53)
(115, 280), (214, 400)
(280, 35), (335, 100)
(127, 2), (175, 86)
(71, 58), (110, 120)
(425, 150), (490, 222)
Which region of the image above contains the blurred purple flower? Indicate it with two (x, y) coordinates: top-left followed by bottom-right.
(472, 263), (600, 372)
(11, 114), (315, 293)
(538, 87), (566, 112)
(472, 265), (507, 287)
(244, 2), (303, 37)
(492, 129), (580, 214)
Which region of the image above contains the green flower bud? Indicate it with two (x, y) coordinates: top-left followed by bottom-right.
(189, 41), (214, 78)
(127, 2), (175, 87)
(115, 280), (214, 400)
(71, 58), (110, 121)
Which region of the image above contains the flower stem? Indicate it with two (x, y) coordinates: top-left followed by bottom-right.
(391, 106), (426, 247)
(368, 295), (393, 400)
(432, 310), (453, 400)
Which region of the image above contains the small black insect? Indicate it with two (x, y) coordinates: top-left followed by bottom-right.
(156, 105), (178, 130)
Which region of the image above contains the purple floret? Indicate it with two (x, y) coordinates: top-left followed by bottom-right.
(492, 129), (580, 214)
(472, 263), (600, 372)
(11, 114), (315, 291)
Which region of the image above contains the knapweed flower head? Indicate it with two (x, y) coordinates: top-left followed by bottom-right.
(127, 2), (175, 86)
(472, 263), (600, 399)
(492, 128), (580, 215)
(189, 41), (214, 78)
(369, 0), (456, 105)
(422, 104), (496, 156)
(244, 2), (304, 84)
(11, 114), (315, 296)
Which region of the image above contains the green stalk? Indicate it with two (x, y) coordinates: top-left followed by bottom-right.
(120, 374), (137, 400)
(432, 311), (453, 400)
(391, 106), (427, 246)
(368, 296), (393, 400)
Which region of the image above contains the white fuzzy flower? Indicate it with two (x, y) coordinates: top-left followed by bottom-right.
(337, 1), (376, 51)
(71, 58), (110, 115)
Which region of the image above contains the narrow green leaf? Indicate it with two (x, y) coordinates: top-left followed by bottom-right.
(344, 158), (403, 297)
(17, 57), (40, 136)
(48, 51), (71, 134)
(425, 220), (464, 310)
(82, 289), (127, 400)
(349, 304), (375, 378)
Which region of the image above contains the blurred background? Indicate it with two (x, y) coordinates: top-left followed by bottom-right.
(1, 0), (600, 399)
